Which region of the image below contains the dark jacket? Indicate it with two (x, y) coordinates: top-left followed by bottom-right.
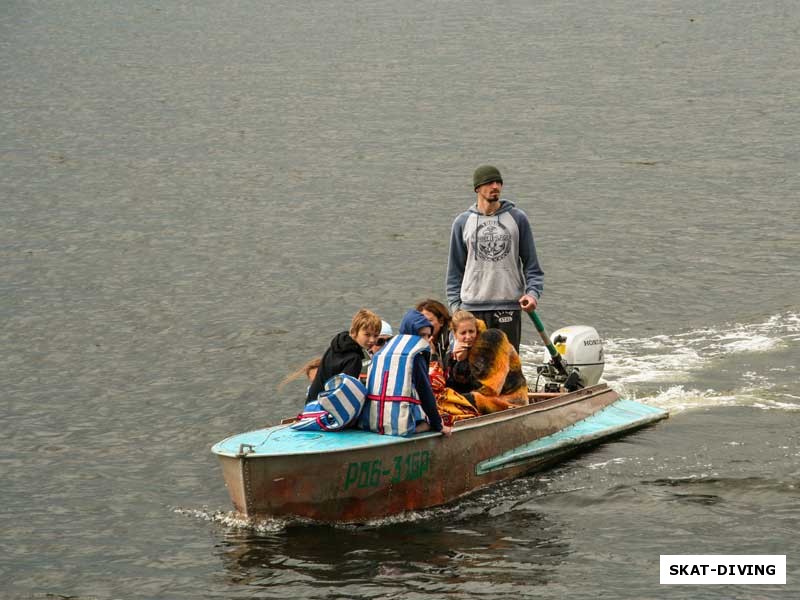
(398, 310), (444, 432)
(306, 331), (367, 402)
(446, 357), (478, 396)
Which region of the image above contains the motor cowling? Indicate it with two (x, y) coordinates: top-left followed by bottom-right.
(535, 325), (604, 391)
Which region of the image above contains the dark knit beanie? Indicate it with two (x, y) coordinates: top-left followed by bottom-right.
(473, 165), (503, 190)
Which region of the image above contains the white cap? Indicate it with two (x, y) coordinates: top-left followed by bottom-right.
(380, 320), (393, 337)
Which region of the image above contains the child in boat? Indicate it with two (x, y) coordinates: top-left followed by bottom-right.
(415, 299), (452, 412)
(368, 320), (394, 356)
(435, 310), (482, 422)
(359, 309), (452, 437)
(415, 298), (452, 367)
(305, 308), (381, 403)
(438, 310), (529, 418)
(446, 309), (480, 395)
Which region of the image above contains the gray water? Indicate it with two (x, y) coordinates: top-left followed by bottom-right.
(1, 1), (799, 598)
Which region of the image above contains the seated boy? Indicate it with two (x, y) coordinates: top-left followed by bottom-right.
(305, 308), (381, 402)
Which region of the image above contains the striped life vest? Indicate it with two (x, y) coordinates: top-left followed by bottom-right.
(358, 334), (430, 436)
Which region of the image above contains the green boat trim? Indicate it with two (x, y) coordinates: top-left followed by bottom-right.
(476, 399), (667, 475)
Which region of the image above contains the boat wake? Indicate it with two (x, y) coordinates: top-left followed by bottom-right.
(173, 504), (462, 531)
(522, 311), (799, 414)
(175, 476), (553, 531)
(173, 507), (290, 533)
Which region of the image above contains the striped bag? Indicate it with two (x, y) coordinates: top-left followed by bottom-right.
(291, 373), (368, 432)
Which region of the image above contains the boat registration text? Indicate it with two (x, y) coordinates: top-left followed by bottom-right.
(343, 450), (431, 490)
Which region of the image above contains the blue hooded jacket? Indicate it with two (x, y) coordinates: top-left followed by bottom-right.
(397, 310), (443, 431)
(399, 309), (433, 337)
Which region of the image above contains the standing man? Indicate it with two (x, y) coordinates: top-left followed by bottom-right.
(446, 165), (544, 352)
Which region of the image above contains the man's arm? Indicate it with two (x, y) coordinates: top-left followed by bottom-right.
(445, 214), (468, 311)
(515, 210), (544, 300)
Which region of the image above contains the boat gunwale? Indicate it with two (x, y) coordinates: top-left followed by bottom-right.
(450, 383), (614, 432)
(212, 384), (617, 459)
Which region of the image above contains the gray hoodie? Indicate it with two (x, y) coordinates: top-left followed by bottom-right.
(445, 199), (544, 312)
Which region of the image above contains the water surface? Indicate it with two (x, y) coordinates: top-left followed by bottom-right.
(1, 1), (798, 598)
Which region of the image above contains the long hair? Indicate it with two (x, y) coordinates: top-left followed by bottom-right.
(278, 357), (321, 391)
(415, 298), (452, 354)
(451, 309), (486, 335)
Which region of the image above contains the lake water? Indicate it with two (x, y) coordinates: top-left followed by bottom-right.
(1, 1), (798, 598)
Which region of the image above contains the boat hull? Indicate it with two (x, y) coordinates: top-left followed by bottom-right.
(212, 384), (667, 522)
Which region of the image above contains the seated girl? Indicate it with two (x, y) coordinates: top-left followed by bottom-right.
(435, 310), (481, 422)
(415, 298), (452, 368)
(437, 310), (529, 420)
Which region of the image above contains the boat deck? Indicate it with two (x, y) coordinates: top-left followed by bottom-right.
(212, 398), (667, 460)
(212, 422), (434, 457)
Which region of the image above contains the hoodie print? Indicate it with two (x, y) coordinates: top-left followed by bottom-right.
(475, 215), (511, 262)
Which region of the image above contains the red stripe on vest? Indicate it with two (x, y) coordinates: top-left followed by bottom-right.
(366, 394), (421, 404)
(377, 370), (390, 435)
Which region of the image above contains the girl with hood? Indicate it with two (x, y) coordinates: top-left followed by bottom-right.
(359, 310), (453, 437)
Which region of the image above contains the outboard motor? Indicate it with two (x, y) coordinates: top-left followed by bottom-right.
(534, 325), (605, 393)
